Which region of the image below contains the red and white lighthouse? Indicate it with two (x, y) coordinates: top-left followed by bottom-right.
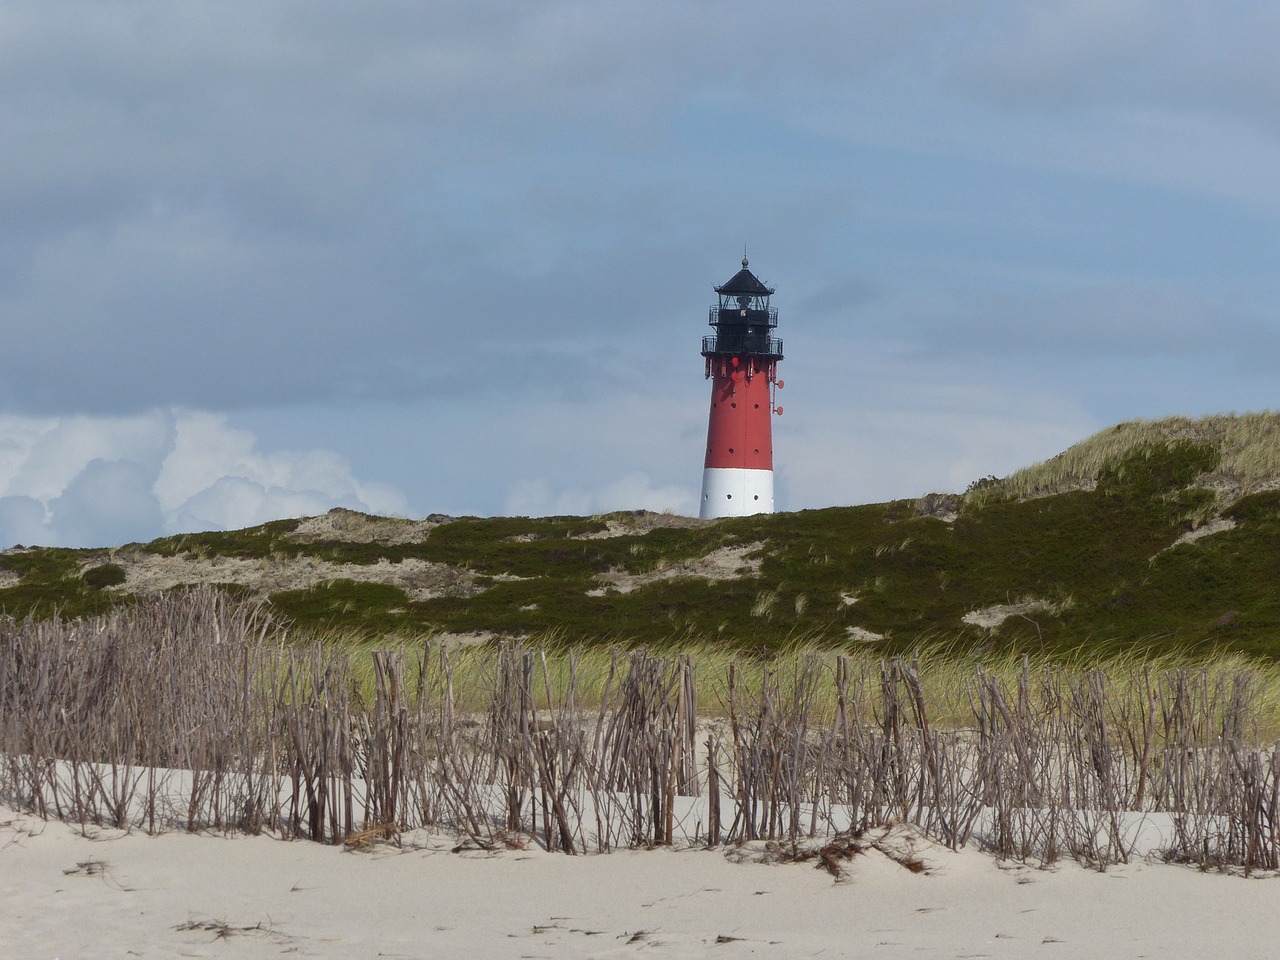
(699, 258), (783, 519)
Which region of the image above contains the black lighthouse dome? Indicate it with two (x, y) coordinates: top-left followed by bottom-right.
(715, 256), (776, 300)
(703, 257), (783, 361)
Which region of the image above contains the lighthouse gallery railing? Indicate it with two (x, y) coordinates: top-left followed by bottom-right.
(701, 335), (783, 358)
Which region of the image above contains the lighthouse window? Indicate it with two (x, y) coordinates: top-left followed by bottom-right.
(726, 494), (732, 499)
(754, 448), (760, 454)
(731, 402), (737, 408)
(753, 495), (759, 500)
(728, 447), (734, 454)
(754, 403), (759, 409)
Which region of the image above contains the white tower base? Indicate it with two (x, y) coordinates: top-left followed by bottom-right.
(699, 467), (774, 519)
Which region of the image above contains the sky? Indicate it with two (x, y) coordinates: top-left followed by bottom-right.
(4, 1), (1280, 548)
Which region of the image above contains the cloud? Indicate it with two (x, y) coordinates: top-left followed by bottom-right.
(0, 411), (172, 503)
(783, 404), (1099, 506)
(0, 408), (407, 548)
(895, 285), (1259, 362)
(0, 496), (45, 548)
(947, 2), (1280, 125)
(505, 472), (697, 519)
(0, 0), (1101, 418)
(770, 333), (1103, 506)
(47, 458), (165, 549)
(156, 410), (406, 535)
(3, 0), (1278, 535)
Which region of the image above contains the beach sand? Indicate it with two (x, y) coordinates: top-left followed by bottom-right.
(2, 804), (1274, 959)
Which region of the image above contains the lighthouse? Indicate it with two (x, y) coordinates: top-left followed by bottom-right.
(699, 257), (783, 519)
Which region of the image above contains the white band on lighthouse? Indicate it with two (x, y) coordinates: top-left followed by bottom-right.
(700, 467), (774, 519)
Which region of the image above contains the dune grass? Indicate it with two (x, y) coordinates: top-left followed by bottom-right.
(5, 588), (1280, 869)
(967, 411), (1280, 506)
(324, 626), (1280, 743)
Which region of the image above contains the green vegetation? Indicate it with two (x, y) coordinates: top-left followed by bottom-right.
(83, 562), (127, 589)
(270, 580), (415, 635)
(5, 415), (1280, 658)
(0, 548), (121, 618)
(144, 518), (304, 559)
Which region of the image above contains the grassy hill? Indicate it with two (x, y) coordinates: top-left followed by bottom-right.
(6, 413), (1280, 659)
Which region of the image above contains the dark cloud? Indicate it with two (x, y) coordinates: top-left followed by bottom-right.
(886, 285), (1280, 365)
(0, 0), (971, 417)
(947, 2), (1280, 127)
(3, 1), (1280, 547)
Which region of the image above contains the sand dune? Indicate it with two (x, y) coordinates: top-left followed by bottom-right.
(2, 804), (1274, 960)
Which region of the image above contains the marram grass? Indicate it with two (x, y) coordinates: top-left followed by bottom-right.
(969, 410), (1280, 506)
(7, 589), (1280, 869)
(329, 627), (1280, 742)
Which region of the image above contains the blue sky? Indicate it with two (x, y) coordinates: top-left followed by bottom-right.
(3, 1), (1280, 547)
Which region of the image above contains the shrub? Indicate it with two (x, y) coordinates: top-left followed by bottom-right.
(83, 563), (127, 589)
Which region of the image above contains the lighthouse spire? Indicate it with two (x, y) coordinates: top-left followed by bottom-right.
(698, 258), (784, 519)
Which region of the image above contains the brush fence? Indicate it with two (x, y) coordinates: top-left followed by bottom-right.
(2, 588), (1277, 871)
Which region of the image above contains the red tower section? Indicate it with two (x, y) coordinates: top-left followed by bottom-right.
(699, 258), (783, 519)
(703, 356), (776, 471)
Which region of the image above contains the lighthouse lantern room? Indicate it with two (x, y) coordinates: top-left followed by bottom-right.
(699, 258), (783, 519)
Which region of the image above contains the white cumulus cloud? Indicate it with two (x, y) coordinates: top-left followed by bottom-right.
(0, 408), (408, 548)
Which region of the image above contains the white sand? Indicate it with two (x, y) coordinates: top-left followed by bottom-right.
(2, 805), (1274, 960)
